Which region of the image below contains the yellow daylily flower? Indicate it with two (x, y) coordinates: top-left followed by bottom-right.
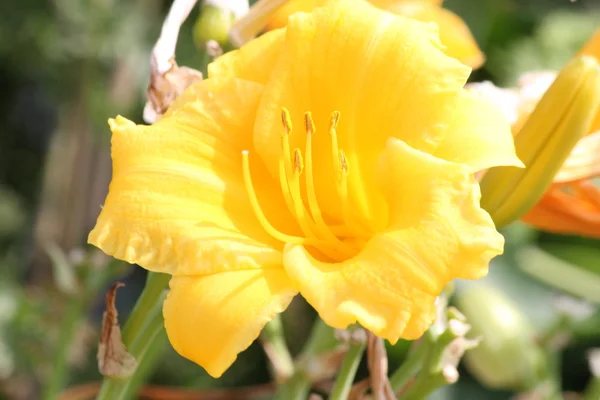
(472, 29), (600, 237)
(231, 0), (484, 68)
(89, 0), (520, 378)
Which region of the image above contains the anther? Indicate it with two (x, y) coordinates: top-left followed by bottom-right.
(329, 111), (340, 132)
(340, 150), (349, 174)
(305, 112), (316, 135)
(246, 109), (363, 261)
(282, 107), (293, 135)
(293, 148), (304, 174)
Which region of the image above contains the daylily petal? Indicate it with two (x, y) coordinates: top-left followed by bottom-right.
(283, 138), (503, 341)
(383, 1), (484, 68)
(265, 0), (325, 30)
(255, 0), (470, 229)
(433, 89), (523, 171)
(164, 270), (298, 378)
(208, 28), (285, 84)
(266, 0), (446, 30)
(89, 78), (292, 275)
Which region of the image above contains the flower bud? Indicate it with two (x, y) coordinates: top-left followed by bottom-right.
(194, 1), (244, 47)
(455, 285), (545, 390)
(194, 6), (235, 47)
(479, 56), (600, 228)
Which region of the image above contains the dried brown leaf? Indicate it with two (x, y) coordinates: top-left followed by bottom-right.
(366, 331), (396, 400)
(97, 282), (137, 378)
(144, 61), (203, 123)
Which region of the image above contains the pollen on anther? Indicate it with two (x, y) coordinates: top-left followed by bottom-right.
(293, 148), (304, 174)
(340, 150), (349, 173)
(329, 111), (341, 131)
(305, 112), (315, 135)
(282, 108), (293, 134)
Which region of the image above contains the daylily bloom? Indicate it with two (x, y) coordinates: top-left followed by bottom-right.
(473, 29), (600, 238)
(231, 0), (485, 68)
(89, 0), (520, 378)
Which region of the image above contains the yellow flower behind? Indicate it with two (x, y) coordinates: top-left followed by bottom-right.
(242, 0), (485, 68)
(89, 0), (521, 378)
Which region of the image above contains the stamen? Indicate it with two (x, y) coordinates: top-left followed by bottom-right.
(242, 150), (305, 245)
(338, 150), (351, 218)
(243, 109), (368, 261)
(282, 107), (293, 134)
(279, 109), (326, 245)
(287, 147), (320, 240)
(278, 156), (296, 217)
(304, 112), (356, 251)
(338, 150), (370, 237)
(330, 114), (361, 233)
(329, 111), (342, 176)
(293, 148), (304, 174)
(340, 149), (349, 174)
(304, 112), (328, 229)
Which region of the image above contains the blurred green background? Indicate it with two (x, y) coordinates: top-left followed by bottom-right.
(1, 0), (600, 399)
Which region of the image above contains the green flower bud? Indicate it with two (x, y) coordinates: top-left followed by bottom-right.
(480, 56), (600, 228)
(193, 5), (236, 47)
(455, 285), (545, 390)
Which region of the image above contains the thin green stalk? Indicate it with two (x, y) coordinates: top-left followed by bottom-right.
(400, 373), (448, 400)
(275, 371), (311, 400)
(392, 315), (463, 399)
(262, 315), (294, 380)
(96, 272), (170, 400)
(122, 272), (170, 344)
(389, 341), (428, 392)
(329, 341), (366, 400)
(275, 317), (336, 399)
(301, 317), (337, 356)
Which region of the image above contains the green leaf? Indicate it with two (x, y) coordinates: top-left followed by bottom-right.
(517, 245), (600, 303)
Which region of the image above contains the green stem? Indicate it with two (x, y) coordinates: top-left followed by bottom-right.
(122, 272), (170, 344)
(275, 371), (311, 400)
(96, 272), (170, 400)
(392, 325), (457, 399)
(329, 341), (366, 400)
(400, 373), (448, 400)
(262, 315), (294, 380)
(583, 377), (600, 400)
(389, 341), (428, 392)
(275, 317), (336, 399)
(301, 317), (337, 356)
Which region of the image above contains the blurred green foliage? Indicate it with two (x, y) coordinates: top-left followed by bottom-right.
(1, 0), (600, 399)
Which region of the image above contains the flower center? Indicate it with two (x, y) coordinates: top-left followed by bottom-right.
(242, 108), (367, 261)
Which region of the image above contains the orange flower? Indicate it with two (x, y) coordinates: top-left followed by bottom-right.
(231, 0), (484, 68)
